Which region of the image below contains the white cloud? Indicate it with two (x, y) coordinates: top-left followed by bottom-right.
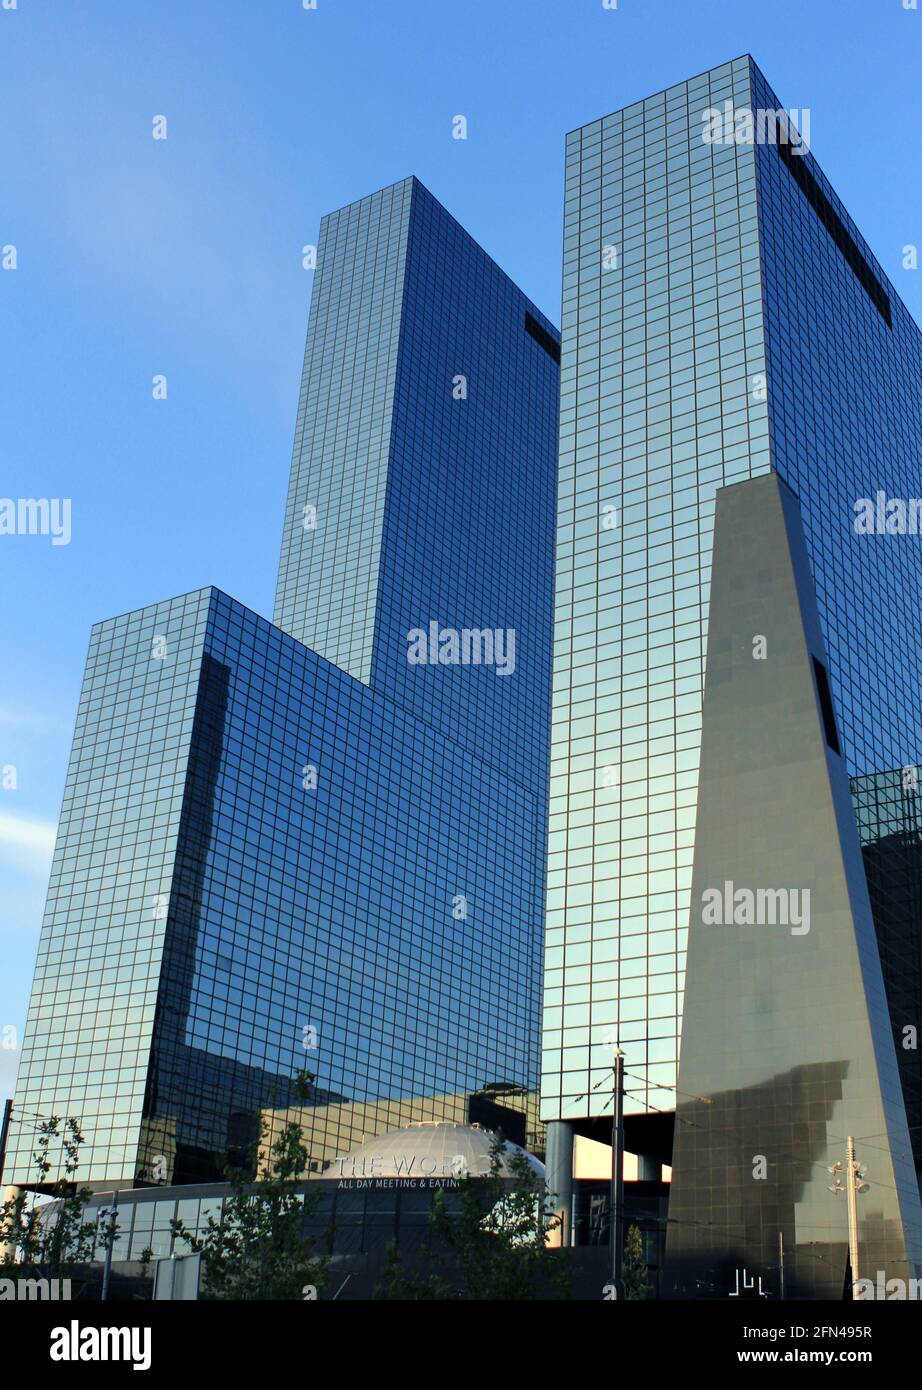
(0, 706), (61, 735)
(0, 812), (57, 863)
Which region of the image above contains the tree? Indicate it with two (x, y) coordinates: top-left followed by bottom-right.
(375, 1132), (572, 1300)
(170, 1072), (327, 1300)
(0, 1116), (116, 1296)
(622, 1222), (652, 1299)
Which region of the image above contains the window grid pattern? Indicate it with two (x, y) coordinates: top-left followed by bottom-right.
(541, 57), (771, 1123)
(7, 592), (212, 1183)
(371, 180), (559, 789)
(542, 53), (922, 1136)
(273, 179), (412, 680)
(752, 61), (922, 786)
(10, 180), (559, 1186)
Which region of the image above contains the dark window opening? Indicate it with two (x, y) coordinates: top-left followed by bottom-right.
(774, 130), (892, 329)
(524, 311), (561, 363)
(812, 656), (841, 755)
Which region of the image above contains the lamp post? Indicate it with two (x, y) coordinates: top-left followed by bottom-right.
(100, 1189), (119, 1302)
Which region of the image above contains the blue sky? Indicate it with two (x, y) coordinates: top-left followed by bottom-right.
(1, 0), (920, 1104)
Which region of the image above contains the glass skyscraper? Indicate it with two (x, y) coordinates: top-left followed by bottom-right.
(542, 55), (922, 1295)
(6, 176), (559, 1190)
(543, 54), (771, 1136)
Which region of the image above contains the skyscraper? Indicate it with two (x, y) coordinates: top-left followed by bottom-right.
(541, 55), (922, 1296)
(6, 176), (559, 1190)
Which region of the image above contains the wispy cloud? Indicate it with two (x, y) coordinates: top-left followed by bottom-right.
(0, 812), (57, 863)
(0, 706), (62, 735)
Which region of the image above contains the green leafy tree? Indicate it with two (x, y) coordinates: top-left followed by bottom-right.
(622, 1222), (652, 1299)
(0, 1117), (117, 1296)
(375, 1132), (572, 1300)
(170, 1072), (327, 1300)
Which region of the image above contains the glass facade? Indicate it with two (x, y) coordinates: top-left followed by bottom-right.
(750, 57), (922, 786)
(543, 56), (770, 1127)
(274, 180), (411, 680)
(541, 55), (922, 1138)
(854, 770), (922, 1170)
(7, 177), (559, 1189)
(67, 1180), (471, 1269)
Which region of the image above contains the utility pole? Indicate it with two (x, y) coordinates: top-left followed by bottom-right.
(100, 1189), (119, 1302)
(845, 1136), (861, 1296)
(779, 1231), (785, 1301)
(0, 1099), (12, 1184)
(610, 1046), (625, 1298)
(827, 1137), (868, 1298)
